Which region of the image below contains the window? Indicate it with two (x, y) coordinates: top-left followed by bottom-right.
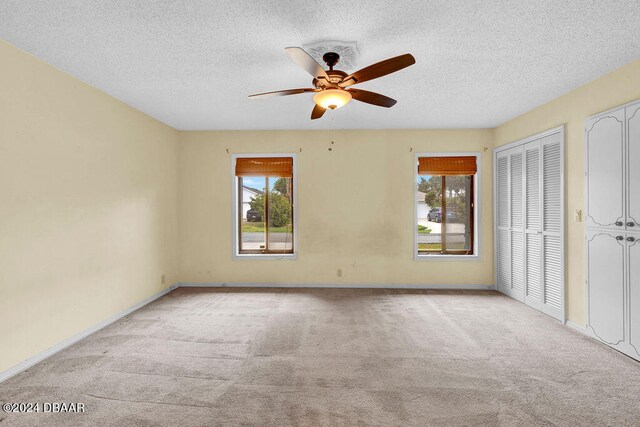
(234, 155), (296, 256)
(415, 154), (478, 257)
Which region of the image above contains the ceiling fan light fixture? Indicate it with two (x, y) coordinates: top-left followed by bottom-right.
(313, 89), (352, 110)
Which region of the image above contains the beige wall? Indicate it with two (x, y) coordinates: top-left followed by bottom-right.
(0, 40), (179, 373)
(177, 130), (494, 286)
(494, 60), (640, 325)
(2, 31), (638, 375)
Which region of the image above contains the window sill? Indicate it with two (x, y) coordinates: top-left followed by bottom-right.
(414, 254), (480, 262)
(234, 253), (297, 260)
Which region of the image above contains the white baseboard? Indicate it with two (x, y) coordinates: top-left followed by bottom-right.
(0, 283), (178, 384)
(177, 282), (495, 290)
(565, 320), (587, 333)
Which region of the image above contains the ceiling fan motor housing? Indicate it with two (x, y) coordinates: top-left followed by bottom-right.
(313, 69), (348, 89)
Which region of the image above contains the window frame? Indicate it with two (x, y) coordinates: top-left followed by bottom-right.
(414, 152), (481, 261)
(232, 153), (298, 260)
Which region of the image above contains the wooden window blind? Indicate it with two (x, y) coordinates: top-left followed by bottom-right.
(235, 157), (293, 177)
(418, 156), (477, 176)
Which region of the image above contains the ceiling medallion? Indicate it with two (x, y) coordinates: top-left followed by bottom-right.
(302, 40), (360, 71)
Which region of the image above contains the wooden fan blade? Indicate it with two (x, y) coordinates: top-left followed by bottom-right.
(248, 88), (316, 99)
(285, 47), (329, 80)
(339, 54), (415, 87)
(311, 104), (326, 120)
(348, 89), (397, 108)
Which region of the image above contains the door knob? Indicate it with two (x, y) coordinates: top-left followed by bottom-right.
(628, 222), (636, 227)
(616, 235), (624, 241)
(628, 236), (636, 242)
(615, 221), (624, 226)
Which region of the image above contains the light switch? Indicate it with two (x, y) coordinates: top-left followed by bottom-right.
(574, 209), (582, 222)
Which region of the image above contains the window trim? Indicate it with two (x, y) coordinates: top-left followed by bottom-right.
(232, 153), (298, 260)
(414, 152), (481, 261)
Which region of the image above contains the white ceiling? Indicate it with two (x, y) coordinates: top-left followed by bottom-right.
(1, 1), (639, 130)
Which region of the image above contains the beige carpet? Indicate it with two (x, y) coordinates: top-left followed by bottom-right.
(1, 288), (640, 426)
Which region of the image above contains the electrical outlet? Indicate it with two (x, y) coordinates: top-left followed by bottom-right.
(574, 209), (582, 222)
(161, 274), (166, 284)
(337, 269), (343, 278)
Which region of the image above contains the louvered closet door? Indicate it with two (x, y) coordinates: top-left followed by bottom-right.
(524, 141), (543, 311)
(495, 127), (564, 322)
(509, 147), (525, 302)
(496, 152), (511, 294)
(541, 135), (564, 320)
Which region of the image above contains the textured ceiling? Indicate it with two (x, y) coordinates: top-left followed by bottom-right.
(1, 1), (639, 130)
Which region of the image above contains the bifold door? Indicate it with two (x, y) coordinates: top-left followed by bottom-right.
(524, 140), (542, 311)
(496, 146), (525, 301)
(495, 128), (565, 321)
(496, 154), (510, 294)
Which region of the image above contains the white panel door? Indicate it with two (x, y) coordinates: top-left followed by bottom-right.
(585, 110), (625, 228)
(524, 140), (542, 310)
(541, 136), (564, 320)
(510, 147), (525, 302)
(587, 230), (625, 345)
(629, 235), (640, 357)
(627, 104), (640, 230)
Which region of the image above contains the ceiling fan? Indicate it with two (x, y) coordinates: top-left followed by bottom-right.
(249, 47), (416, 120)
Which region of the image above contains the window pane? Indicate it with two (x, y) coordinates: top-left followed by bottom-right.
(267, 177), (293, 252)
(240, 176), (266, 252)
(417, 175), (443, 253)
(444, 175), (473, 253)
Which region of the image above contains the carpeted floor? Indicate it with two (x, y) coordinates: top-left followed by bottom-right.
(1, 288), (640, 426)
